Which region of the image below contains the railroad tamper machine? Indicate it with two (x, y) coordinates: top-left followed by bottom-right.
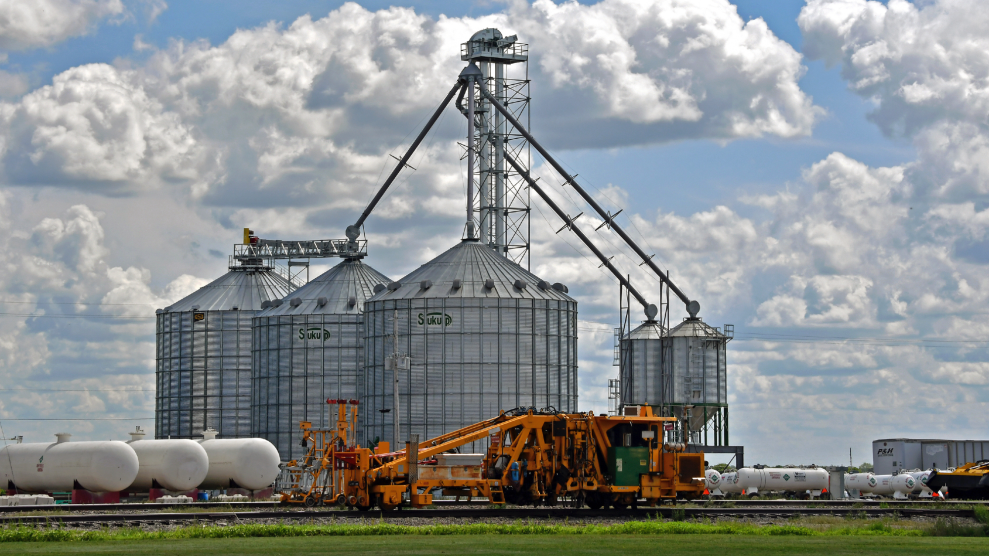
(281, 400), (706, 509)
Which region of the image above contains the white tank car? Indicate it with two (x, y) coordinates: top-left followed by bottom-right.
(868, 474), (916, 498)
(844, 472), (877, 497)
(737, 467), (829, 496)
(125, 428), (209, 492)
(0, 433), (138, 493)
(908, 470), (937, 497)
(719, 472), (743, 494)
(196, 429), (280, 491)
(705, 469), (723, 493)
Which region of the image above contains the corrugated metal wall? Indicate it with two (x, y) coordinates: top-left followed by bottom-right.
(619, 332), (665, 407)
(362, 297), (577, 450)
(251, 313), (362, 462)
(155, 310), (254, 439)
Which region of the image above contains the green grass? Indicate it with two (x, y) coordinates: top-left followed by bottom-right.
(0, 520), (958, 542)
(0, 505), (985, 553)
(2, 534), (989, 555)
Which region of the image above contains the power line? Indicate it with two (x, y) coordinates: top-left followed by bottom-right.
(0, 301), (154, 306)
(0, 313), (154, 319)
(0, 388), (153, 393)
(1, 418), (155, 422)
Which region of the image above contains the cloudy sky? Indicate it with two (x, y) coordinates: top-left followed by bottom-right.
(1, 0), (986, 466)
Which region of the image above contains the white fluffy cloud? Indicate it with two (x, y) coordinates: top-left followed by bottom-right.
(0, 196), (206, 439)
(1, 64), (201, 188)
(800, 0), (989, 136)
(0, 0), (124, 51)
(0, 0), (819, 204)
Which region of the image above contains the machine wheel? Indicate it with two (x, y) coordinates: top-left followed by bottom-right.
(585, 493), (604, 510)
(304, 496), (318, 508)
(356, 503), (373, 512)
(612, 493), (633, 510)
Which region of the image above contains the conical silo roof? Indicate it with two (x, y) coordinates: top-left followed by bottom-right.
(625, 320), (666, 340)
(669, 318), (726, 338)
(165, 266), (293, 311)
(257, 258), (390, 316)
(368, 239), (573, 302)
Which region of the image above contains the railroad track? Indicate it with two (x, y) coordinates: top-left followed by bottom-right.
(0, 506), (977, 526)
(2, 498), (985, 515)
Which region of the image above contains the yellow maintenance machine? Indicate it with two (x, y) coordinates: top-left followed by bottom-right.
(280, 401), (706, 509)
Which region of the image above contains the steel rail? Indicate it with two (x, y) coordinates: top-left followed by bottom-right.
(0, 506), (976, 526)
(1, 498), (983, 515)
(478, 87), (697, 315)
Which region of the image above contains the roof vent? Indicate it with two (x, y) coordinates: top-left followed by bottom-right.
(348, 296), (357, 308)
(514, 279), (527, 290)
(190, 305), (200, 311)
(420, 280), (433, 290)
(484, 279), (495, 290)
(452, 279), (462, 290)
(290, 298), (302, 307)
(373, 284), (386, 294)
(317, 297), (328, 307)
(537, 280), (550, 290)
(552, 283), (568, 294)
(231, 306), (238, 311)
(54, 433), (71, 444)
(387, 282), (402, 291)
(261, 300), (271, 309)
(272, 298), (284, 307)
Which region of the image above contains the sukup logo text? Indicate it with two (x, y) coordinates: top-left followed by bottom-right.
(299, 327), (331, 341)
(418, 312), (453, 327)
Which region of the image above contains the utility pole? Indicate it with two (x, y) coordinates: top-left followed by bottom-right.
(393, 308), (401, 448)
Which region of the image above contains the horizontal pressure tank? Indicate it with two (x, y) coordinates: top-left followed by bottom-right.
(868, 474), (916, 497)
(705, 469), (723, 492)
(844, 472), (877, 496)
(737, 467), (829, 494)
(719, 471), (743, 494)
(891, 474), (917, 499)
(196, 429), (280, 490)
(0, 433), (138, 493)
(125, 428), (209, 492)
(909, 471), (937, 496)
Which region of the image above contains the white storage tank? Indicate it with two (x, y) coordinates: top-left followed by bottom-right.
(125, 427), (209, 492)
(719, 471), (743, 494)
(844, 472), (877, 497)
(908, 470), (938, 497)
(868, 474), (916, 497)
(737, 467), (829, 496)
(197, 429), (280, 491)
(705, 469), (722, 493)
(0, 433), (138, 493)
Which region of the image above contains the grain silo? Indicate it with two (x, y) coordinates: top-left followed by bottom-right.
(155, 259), (292, 440)
(251, 258), (389, 462)
(617, 320), (667, 411)
(361, 238), (577, 449)
(664, 317), (729, 446)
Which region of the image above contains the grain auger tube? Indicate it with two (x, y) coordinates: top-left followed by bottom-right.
(478, 86), (702, 319)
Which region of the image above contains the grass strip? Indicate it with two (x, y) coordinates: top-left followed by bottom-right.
(0, 520), (929, 543)
(1, 505), (986, 543)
